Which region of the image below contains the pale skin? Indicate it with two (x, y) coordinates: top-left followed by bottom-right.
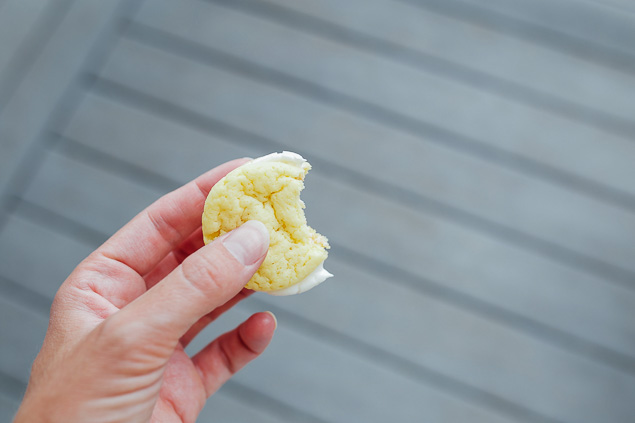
(14, 158), (277, 423)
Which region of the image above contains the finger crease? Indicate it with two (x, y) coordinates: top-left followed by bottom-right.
(98, 252), (140, 277)
(146, 208), (183, 247)
(163, 394), (188, 423)
(237, 326), (260, 356)
(193, 179), (210, 200)
(218, 337), (239, 375)
(172, 245), (191, 265)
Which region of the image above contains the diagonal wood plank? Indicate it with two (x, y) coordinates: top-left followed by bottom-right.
(0, 214), (92, 300)
(0, 0), (142, 212)
(0, 298), (47, 385)
(588, 0), (635, 13)
(0, 0), (61, 83)
(0, 0), (75, 110)
(454, 0), (635, 57)
(191, 304), (519, 423)
(200, 386), (315, 423)
(20, 148), (163, 237)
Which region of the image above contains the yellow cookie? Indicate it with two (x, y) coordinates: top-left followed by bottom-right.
(202, 151), (332, 295)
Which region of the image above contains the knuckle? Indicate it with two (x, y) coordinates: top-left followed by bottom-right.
(146, 203), (184, 245)
(95, 316), (171, 373)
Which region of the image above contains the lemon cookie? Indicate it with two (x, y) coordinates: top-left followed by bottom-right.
(202, 152), (332, 295)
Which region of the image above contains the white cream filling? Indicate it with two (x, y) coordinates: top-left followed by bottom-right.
(267, 262), (333, 296)
(252, 151), (331, 296)
(251, 151), (309, 169)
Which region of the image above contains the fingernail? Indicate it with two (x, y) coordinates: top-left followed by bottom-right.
(222, 221), (269, 266)
(264, 311), (277, 330)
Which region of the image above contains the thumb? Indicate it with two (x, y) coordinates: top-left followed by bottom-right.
(109, 220), (270, 347)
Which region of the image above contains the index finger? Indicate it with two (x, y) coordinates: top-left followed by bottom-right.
(96, 158), (250, 276)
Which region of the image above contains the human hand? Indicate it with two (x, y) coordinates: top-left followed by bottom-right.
(14, 158), (276, 423)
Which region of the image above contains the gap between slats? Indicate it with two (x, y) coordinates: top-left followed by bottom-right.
(396, 0), (635, 74)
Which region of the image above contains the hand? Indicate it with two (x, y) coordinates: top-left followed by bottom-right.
(14, 158), (277, 423)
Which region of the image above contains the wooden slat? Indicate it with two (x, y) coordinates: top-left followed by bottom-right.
(198, 305), (519, 423)
(0, 0), (72, 202)
(21, 148), (163, 237)
(0, 214), (91, 300)
(129, 4), (635, 274)
(591, 0), (635, 13)
(0, 0), (139, 202)
(44, 104), (635, 421)
(65, 93), (260, 185)
(84, 45), (635, 359)
(199, 388), (311, 423)
(0, 0), (53, 80)
(249, 176), (635, 423)
(0, 298), (47, 384)
(253, 258), (635, 422)
(0, 394), (19, 423)
(456, 0), (635, 56)
(183, 0), (635, 201)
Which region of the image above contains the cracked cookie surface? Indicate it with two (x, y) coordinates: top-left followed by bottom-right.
(202, 152), (330, 293)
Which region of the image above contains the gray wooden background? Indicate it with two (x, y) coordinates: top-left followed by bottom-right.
(1, 0), (635, 422)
